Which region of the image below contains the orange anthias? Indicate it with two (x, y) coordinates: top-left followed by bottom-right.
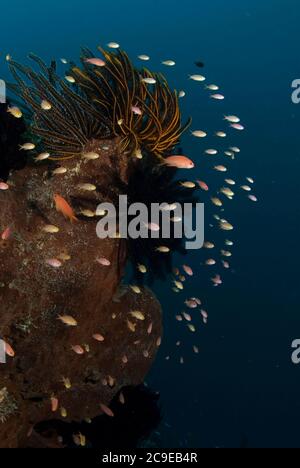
(54, 194), (78, 223)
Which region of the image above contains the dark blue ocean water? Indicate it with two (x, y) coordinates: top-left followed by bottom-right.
(1, 0), (300, 448)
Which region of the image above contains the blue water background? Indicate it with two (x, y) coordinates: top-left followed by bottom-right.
(1, 0), (300, 448)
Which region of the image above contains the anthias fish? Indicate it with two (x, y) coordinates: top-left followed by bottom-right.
(54, 194), (78, 223)
(41, 100), (52, 110)
(85, 58), (106, 67)
(189, 74), (206, 82)
(164, 155), (194, 169)
(7, 106), (23, 118)
(192, 130), (207, 138)
(197, 180), (209, 191)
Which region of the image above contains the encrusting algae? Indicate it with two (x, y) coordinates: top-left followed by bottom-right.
(0, 388), (18, 424)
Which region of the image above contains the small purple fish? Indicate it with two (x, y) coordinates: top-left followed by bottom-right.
(201, 309), (208, 320)
(46, 258), (62, 268)
(1, 227), (12, 241)
(211, 94), (225, 100)
(131, 106), (142, 115)
(85, 58), (106, 67)
(185, 300), (198, 309)
(191, 297), (202, 305)
(183, 265), (194, 276)
(96, 257), (111, 267)
(230, 123), (245, 131)
(144, 222), (160, 232)
(211, 274), (222, 286)
(0, 182), (9, 191)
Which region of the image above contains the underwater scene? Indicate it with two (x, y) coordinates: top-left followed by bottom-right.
(0, 0), (300, 452)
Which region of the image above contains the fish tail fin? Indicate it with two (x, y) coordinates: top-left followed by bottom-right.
(71, 215), (79, 223)
(156, 155), (167, 167)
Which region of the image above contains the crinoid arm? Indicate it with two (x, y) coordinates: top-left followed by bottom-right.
(7, 54), (113, 161)
(8, 48), (191, 164)
(74, 47), (191, 158)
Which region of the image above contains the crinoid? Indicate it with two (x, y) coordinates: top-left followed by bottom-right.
(7, 54), (111, 161)
(7, 48), (191, 163)
(7, 48), (198, 282)
(75, 47), (191, 157)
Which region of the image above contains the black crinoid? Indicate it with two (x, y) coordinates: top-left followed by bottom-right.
(7, 47), (199, 282)
(116, 157), (199, 284)
(0, 102), (27, 181)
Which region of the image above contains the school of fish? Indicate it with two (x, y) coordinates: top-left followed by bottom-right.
(0, 42), (258, 443)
